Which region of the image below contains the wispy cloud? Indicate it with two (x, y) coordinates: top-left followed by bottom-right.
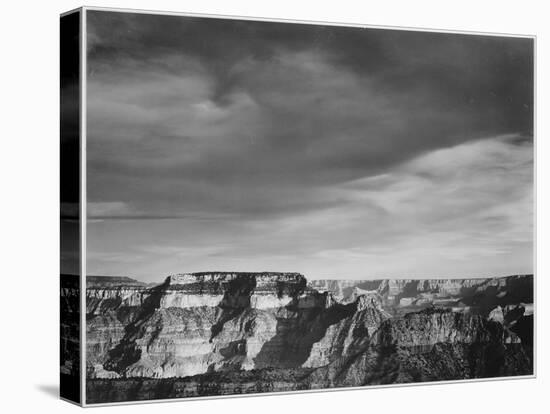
(87, 135), (532, 280)
(85, 11), (533, 280)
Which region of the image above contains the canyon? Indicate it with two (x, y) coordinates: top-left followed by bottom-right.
(79, 272), (533, 403)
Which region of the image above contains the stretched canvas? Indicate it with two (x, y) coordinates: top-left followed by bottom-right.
(60, 6), (535, 407)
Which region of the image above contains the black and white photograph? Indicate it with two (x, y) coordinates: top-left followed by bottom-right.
(5, 0), (550, 412)
(59, 8), (536, 405)
(3, 0), (550, 412)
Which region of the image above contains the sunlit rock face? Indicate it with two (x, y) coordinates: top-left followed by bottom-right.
(86, 272), (333, 378)
(85, 273), (533, 389)
(158, 272), (307, 310)
(488, 305), (505, 323)
(309, 275), (533, 310)
(86, 276), (150, 315)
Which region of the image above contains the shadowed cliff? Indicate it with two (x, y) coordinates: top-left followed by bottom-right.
(83, 272), (533, 403)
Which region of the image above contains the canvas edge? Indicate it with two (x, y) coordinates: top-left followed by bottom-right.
(59, 8), (85, 406)
(68, 5), (537, 407)
(80, 6), (88, 408)
(60, 7), (82, 18)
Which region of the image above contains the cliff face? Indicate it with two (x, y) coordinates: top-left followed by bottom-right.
(309, 275), (533, 311)
(60, 274), (80, 377)
(87, 272), (337, 379)
(85, 273), (533, 403)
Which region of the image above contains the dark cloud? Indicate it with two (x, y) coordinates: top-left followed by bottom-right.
(85, 10), (533, 279)
(87, 11), (533, 131)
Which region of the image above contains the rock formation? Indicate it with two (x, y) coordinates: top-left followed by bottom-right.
(84, 272), (534, 403)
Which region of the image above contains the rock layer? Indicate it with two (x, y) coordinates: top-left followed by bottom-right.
(85, 273), (533, 402)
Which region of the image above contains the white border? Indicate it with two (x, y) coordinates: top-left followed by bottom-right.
(60, 7), (82, 18)
(80, 6), (87, 408)
(73, 5), (536, 407)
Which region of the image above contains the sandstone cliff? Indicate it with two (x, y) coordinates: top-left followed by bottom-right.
(309, 275), (533, 312)
(85, 272), (533, 403)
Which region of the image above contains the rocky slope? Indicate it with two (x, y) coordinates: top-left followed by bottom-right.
(61, 274), (80, 376)
(310, 275), (533, 312)
(60, 274), (81, 401)
(85, 273), (533, 403)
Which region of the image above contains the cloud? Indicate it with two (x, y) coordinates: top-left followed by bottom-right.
(84, 11), (533, 280)
(86, 44), (527, 221)
(87, 135), (532, 280)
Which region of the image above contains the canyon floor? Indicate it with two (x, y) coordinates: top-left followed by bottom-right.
(64, 272), (533, 404)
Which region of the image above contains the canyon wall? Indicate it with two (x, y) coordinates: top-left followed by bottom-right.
(84, 272), (533, 403)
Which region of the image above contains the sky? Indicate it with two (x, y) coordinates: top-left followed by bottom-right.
(85, 11), (533, 282)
